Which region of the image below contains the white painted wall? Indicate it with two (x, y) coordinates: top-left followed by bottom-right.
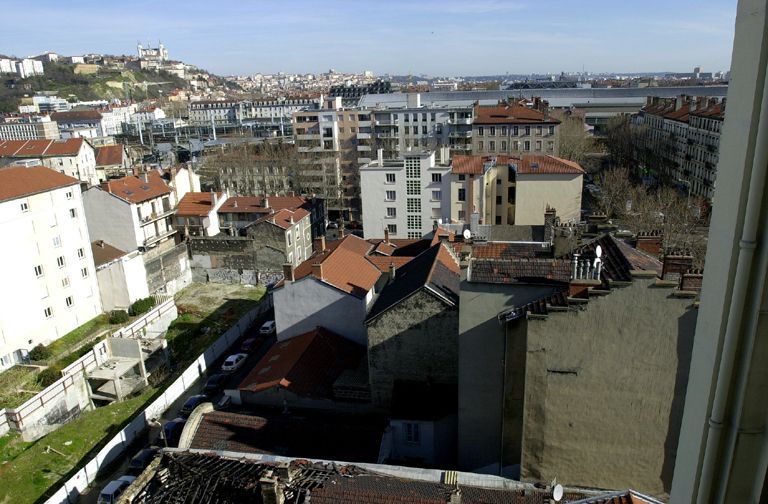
(515, 173), (583, 225)
(273, 276), (367, 345)
(95, 251), (150, 311)
(82, 188), (142, 252)
(37, 142), (98, 187)
(0, 182), (102, 369)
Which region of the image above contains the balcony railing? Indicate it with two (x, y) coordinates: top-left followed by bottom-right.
(144, 227), (177, 246)
(140, 207), (174, 224)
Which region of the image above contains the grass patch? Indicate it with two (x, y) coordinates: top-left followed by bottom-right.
(45, 315), (110, 359)
(0, 388), (156, 504)
(0, 367), (42, 410)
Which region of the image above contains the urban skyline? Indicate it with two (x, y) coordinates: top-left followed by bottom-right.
(1, 0), (736, 76)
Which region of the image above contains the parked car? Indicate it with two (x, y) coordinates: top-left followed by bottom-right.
(240, 336), (263, 353)
(127, 446), (160, 475)
(179, 394), (208, 418)
(162, 418), (187, 448)
(259, 320), (276, 335)
(221, 353), (247, 373)
(97, 475), (136, 504)
(203, 373), (227, 397)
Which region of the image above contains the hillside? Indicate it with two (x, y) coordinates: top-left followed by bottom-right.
(0, 62), (187, 113)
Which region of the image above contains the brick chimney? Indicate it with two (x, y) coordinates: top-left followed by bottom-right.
(681, 269), (704, 292)
(314, 236), (326, 252)
(636, 231), (663, 257)
(312, 262), (323, 280)
(384, 227), (390, 243)
(282, 263), (294, 282)
(662, 252), (694, 285)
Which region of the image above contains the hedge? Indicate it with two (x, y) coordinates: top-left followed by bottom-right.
(130, 296), (156, 316)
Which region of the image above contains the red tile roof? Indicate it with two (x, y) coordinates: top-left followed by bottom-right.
(291, 235), (380, 297)
(91, 240), (126, 267)
(474, 102), (559, 125)
(451, 154), (584, 175)
(0, 166), (79, 202)
(365, 256), (414, 272)
(0, 138), (85, 158)
(95, 144), (125, 166)
(176, 191), (224, 216)
(101, 172), (171, 204)
(255, 207), (311, 230)
(238, 327), (364, 398)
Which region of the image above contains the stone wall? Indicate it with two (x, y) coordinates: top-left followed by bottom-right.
(367, 290), (458, 408)
(519, 277), (697, 497)
(189, 236), (285, 285)
(144, 243), (192, 295)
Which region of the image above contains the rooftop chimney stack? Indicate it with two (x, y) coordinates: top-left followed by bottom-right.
(389, 262), (396, 280)
(212, 191), (218, 207)
(384, 227), (390, 242)
(282, 263), (294, 282)
(314, 236), (326, 252)
(312, 262), (323, 280)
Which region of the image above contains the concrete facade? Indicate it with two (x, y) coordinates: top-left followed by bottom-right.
(82, 188), (144, 253)
(514, 172), (583, 225)
(520, 277), (697, 496)
(94, 249), (150, 311)
(367, 290), (458, 408)
(273, 276), (368, 345)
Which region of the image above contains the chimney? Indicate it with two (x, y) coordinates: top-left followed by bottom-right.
(314, 236), (326, 252)
(675, 94), (685, 111)
(261, 196), (270, 208)
(681, 269), (704, 292)
(282, 263), (294, 282)
(636, 231), (663, 257)
(389, 262), (396, 280)
(406, 92), (421, 108)
(312, 262), (323, 280)
(212, 191), (218, 207)
(662, 252), (694, 285)
(384, 227), (390, 243)
(233, 200), (238, 208)
(140, 171), (149, 183)
(377, 148), (384, 166)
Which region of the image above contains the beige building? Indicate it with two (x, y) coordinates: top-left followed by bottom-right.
(292, 96), (360, 221)
(449, 154), (583, 227)
(472, 99), (560, 157)
(0, 116), (59, 141)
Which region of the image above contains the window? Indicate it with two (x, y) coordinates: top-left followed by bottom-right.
(496, 216), (502, 224)
(34, 265), (43, 278)
(65, 296), (73, 307)
(458, 210), (466, 220)
(489, 141), (496, 151)
(431, 173), (442, 183)
(422, 113), (427, 121)
(422, 125), (427, 134)
(432, 190), (442, 201)
(407, 215), (421, 230)
(458, 188), (466, 201)
(81, 267), (88, 278)
(502, 141), (507, 150)
(524, 140), (531, 151)
(496, 195), (502, 205)
(458, 174), (466, 181)
(386, 190), (396, 201)
(548, 125), (555, 135)
(62, 277), (70, 288)
(430, 113), (436, 121)
(20, 201), (29, 212)
(525, 126), (531, 135)
(407, 198), (421, 213)
(387, 224), (397, 234)
(404, 114), (409, 122)
(501, 126), (508, 135)
(537, 125), (543, 135)
(386, 207), (396, 218)
(77, 248), (85, 259)
(513, 126), (519, 136)
(478, 141), (484, 150)
(477, 126), (484, 136)
(412, 113), (418, 121)
(56, 256), (65, 268)
(406, 180), (420, 195)
(407, 231), (421, 239)
(65, 191), (73, 200)
(536, 140), (542, 151)
(385, 173), (396, 183)
(44, 307), (53, 319)
(288, 232), (292, 246)
(404, 126), (410, 134)
(53, 236), (61, 248)
(405, 423), (421, 444)
(490, 126), (496, 136)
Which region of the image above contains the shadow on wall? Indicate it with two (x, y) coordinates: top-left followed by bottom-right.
(660, 307), (698, 494)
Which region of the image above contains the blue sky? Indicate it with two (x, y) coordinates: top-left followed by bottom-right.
(1, 0), (736, 76)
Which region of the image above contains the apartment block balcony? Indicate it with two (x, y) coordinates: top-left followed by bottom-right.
(375, 119), (398, 126)
(376, 131), (399, 139)
(144, 227), (177, 247)
(140, 207), (175, 224)
(357, 145), (372, 152)
(298, 146), (325, 153)
(358, 120), (372, 128)
(357, 132), (371, 139)
(449, 131), (472, 138)
(450, 144), (472, 151)
(296, 133), (321, 140)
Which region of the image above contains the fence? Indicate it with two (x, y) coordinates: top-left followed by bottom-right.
(0, 409), (9, 437)
(3, 298), (177, 440)
(43, 300), (271, 504)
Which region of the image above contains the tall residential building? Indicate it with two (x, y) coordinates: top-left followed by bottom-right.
(450, 154), (584, 227)
(472, 99), (560, 156)
(360, 149), (451, 239)
(0, 166), (102, 369)
(188, 100), (245, 127)
(0, 115), (59, 141)
(635, 95), (724, 200)
(292, 96), (360, 221)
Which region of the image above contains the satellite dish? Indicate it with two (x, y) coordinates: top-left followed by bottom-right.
(462, 229), (471, 240)
(552, 484), (564, 502)
(595, 245), (603, 258)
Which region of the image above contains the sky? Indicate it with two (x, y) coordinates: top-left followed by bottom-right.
(0, 0), (737, 77)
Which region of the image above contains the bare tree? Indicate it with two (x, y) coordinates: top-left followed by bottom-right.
(603, 115), (635, 168)
(552, 110), (596, 165)
(596, 167), (634, 218)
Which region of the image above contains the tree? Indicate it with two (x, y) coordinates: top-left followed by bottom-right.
(596, 167), (634, 218)
(603, 115), (635, 168)
(552, 111), (596, 165)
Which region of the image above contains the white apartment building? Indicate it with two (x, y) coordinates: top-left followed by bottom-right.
(360, 149), (451, 239)
(246, 98), (315, 123)
(0, 166), (102, 369)
(188, 100), (244, 126)
(15, 59), (44, 78)
(100, 104), (137, 136)
(51, 110), (105, 138)
(83, 172), (177, 253)
(0, 138), (98, 186)
(0, 115), (59, 141)
(33, 95), (70, 113)
(131, 107), (166, 125)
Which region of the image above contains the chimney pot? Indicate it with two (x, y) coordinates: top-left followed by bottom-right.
(312, 262), (323, 280)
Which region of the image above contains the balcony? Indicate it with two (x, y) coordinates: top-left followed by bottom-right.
(357, 145), (372, 152)
(358, 120), (372, 128)
(140, 207), (174, 224)
(448, 117), (472, 125)
(450, 144), (472, 151)
(449, 131), (472, 138)
(144, 227), (177, 247)
(357, 132), (371, 139)
(375, 120), (398, 127)
(298, 146), (325, 153)
(296, 133), (320, 140)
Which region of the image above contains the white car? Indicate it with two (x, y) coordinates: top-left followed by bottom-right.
(259, 320), (276, 335)
(221, 353), (247, 372)
(97, 475), (136, 504)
